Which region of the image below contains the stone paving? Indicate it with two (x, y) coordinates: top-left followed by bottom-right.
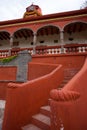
(0, 100), (6, 130)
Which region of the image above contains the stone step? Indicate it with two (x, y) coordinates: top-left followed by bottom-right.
(40, 105), (51, 117)
(22, 124), (42, 130)
(22, 68), (80, 130)
(64, 69), (79, 77)
(32, 113), (50, 130)
(59, 68), (80, 88)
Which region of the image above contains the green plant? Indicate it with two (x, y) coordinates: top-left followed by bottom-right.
(0, 55), (17, 63)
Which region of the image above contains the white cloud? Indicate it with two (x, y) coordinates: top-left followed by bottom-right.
(0, 0), (86, 21)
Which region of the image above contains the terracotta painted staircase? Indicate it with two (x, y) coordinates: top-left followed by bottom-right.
(58, 68), (80, 89)
(22, 105), (51, 130)
(22, 68), (80, 130)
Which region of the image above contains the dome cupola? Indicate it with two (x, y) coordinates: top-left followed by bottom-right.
(23, 4), (42, 18)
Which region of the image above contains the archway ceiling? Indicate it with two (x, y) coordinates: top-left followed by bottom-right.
(64, 22), (87, 33)
(0, 32), (10, 40)
(37, 26), (59, 36)
(14, 29), (33, 39)
(0, 23), (87, 40)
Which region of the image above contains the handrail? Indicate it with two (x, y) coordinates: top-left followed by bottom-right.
(50, 57), (87, 130)
(3, 64), (63, 130)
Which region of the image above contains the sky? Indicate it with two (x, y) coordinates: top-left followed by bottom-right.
(0, 0), (86, 21)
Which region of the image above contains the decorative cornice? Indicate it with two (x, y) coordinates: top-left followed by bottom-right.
(50, 89), (80, 101)
(0, 13), (87, 29)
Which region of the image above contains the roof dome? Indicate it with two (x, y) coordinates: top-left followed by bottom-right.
(23, 4), (42, 18)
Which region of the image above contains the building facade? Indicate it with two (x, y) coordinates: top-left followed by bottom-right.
(0, 4), (87, 130)
(0, 4), (87, 55)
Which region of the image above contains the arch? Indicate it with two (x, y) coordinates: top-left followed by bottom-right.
(0, 30), (11, 50)
(0, 30), (10, 40)
(12, 28), (34, 41)
(11, 28), (34, 49)
(63, 21), (87, 44)
(13, 28), (34, 36)
(0, 30), (10, 34)
(63, 21), (87, 31)
(35, 24), (61, 47)
(36, 24), (61, 34)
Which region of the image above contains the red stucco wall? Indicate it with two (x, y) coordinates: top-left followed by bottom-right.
(32, 54), (86, 69)
(0, 67), (17, 100)
(1, 54), (86, 130)
(3, 64), (63, 130)
(0, 82), (10, 100)
(0, 66), (17, 80)
(0, 8), (87, 34)
(50, 57), (87, 130)
(28, 62), (59, 80)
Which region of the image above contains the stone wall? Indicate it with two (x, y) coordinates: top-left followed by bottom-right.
(0, 50), (32, 82)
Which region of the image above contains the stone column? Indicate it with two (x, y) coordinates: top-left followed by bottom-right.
(60, 30), (64, 53)
(9, 34), (14, 56)
(33, 32), (37, 54)
(16, 50), (32, 82)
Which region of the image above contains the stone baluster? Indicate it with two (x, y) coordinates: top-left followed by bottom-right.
(52, 49), (55, 54)
(55, 48), (58, 54)
(48, 49), (51, 54)
(59, 48), (62, 54)
(82, 47), (85, 52)
(78, 47), (82, 53)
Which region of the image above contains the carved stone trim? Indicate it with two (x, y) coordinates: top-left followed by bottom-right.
(50, 89), (80, 101)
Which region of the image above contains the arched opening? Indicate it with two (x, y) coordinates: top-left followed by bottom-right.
(13, 28), (33, 49)
(37, 25), (60, 47)
(64, 22), (87, 45)
(0, 31), (10, 50)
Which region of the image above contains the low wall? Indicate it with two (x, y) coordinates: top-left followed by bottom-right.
(28, 62), (59, 80)
(2, 64), (63, 130)
(0, 82), (9, 100)
(0, 66), (17, 100)
(50, 57), (87, 130)
(32, 53), (86, 69)
(0, 66), (17, 80)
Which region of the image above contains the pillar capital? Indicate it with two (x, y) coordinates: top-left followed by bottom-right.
(33, 32), (37, 36)
(10, 34), (14, 39)
(60, 29), (64, 33)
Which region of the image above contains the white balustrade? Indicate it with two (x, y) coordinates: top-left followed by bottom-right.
(52, 49), (55, 54)
(55, 48), (58, 54)
(48, 49), (51, 54)
(0, 44), (87, 57)
(82, 47), (85, 52)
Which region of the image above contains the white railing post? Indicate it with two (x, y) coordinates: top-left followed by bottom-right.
(78, 47), (82, 53)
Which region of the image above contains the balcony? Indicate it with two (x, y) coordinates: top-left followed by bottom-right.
(0, 43), (87, 58)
